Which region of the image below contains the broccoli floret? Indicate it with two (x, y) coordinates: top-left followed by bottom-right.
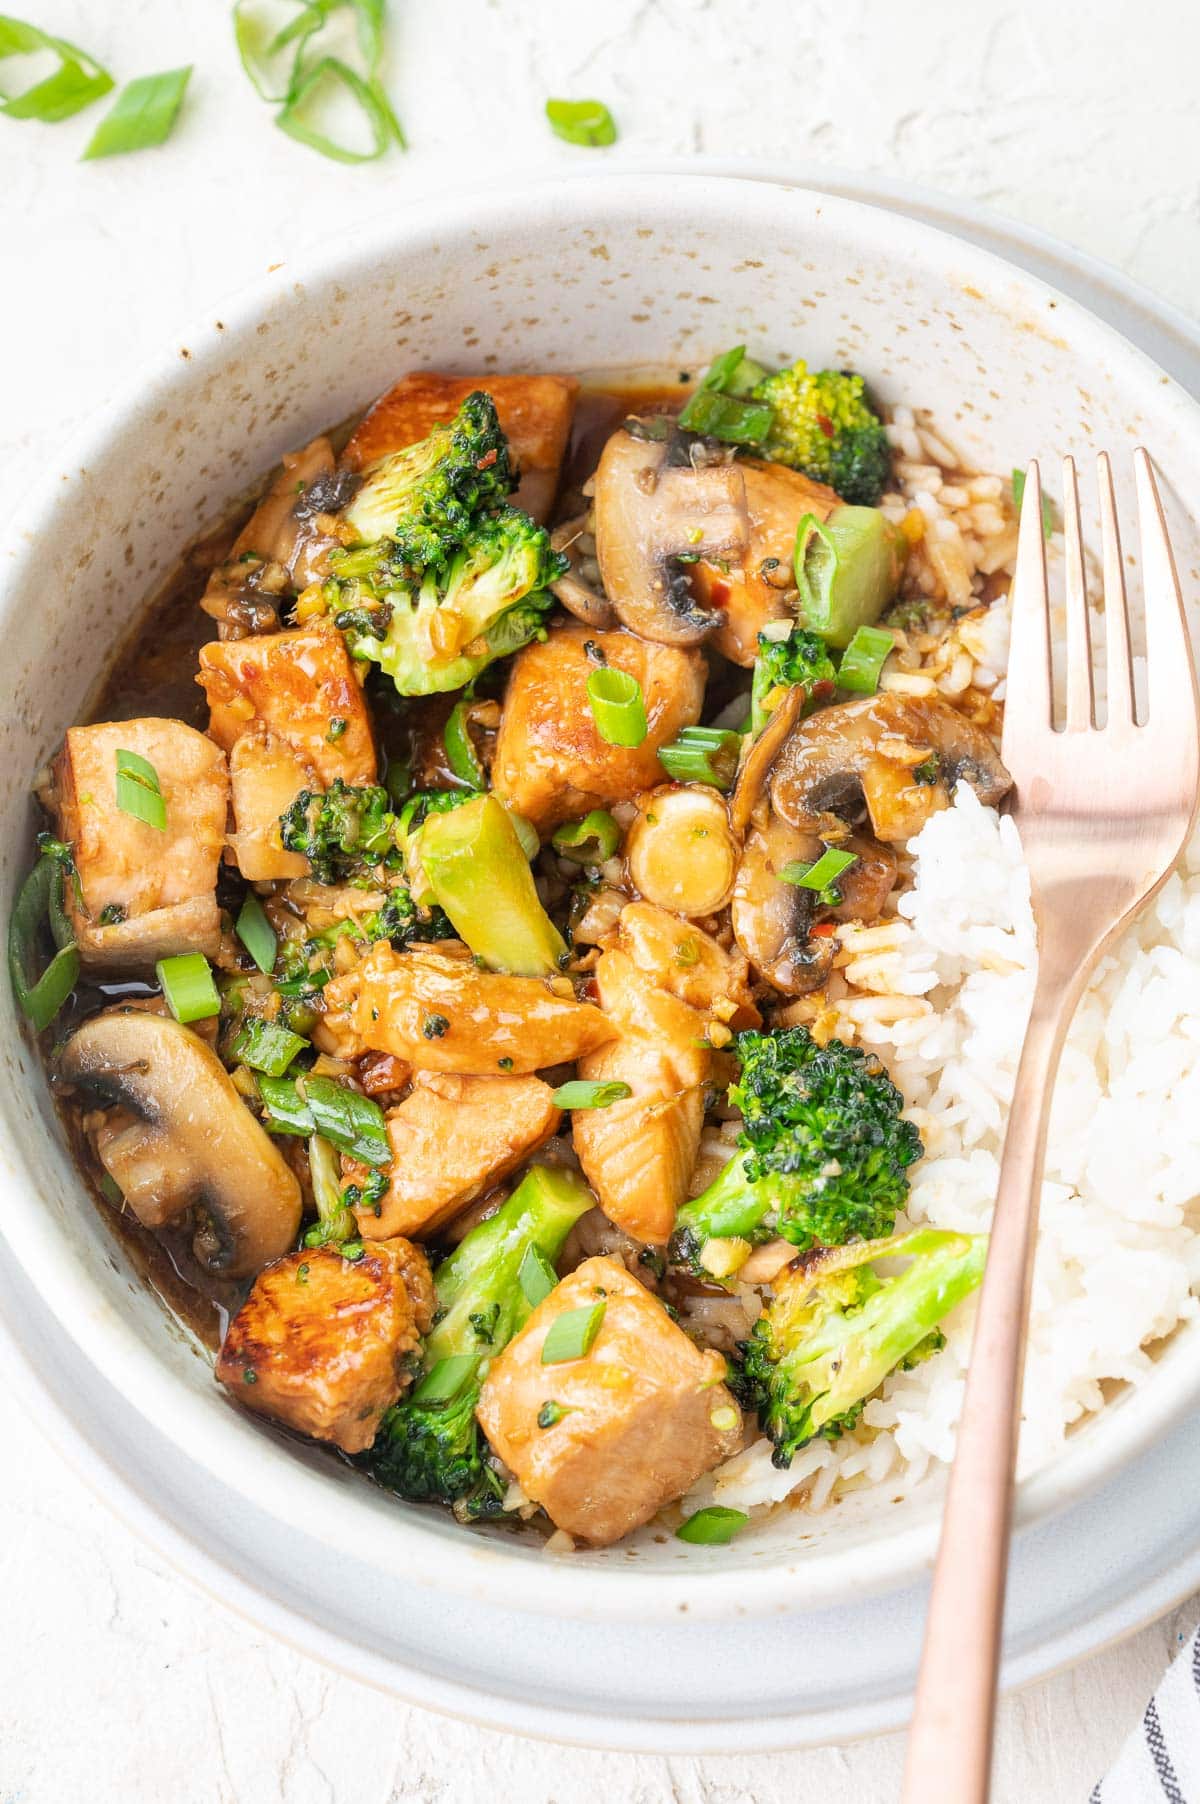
(339, 508), (564, 697)
(279, 779), (401, 885)
(735, 1227), (986, 1465)
(342, 390), (516, 566)
(749, 626), (838, 734)
(670, 1027), (923, 1278)
(752, 363), (891, 506)
(360, 1164), (593, 1519)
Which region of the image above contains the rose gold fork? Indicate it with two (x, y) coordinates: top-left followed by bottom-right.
(901, 451), (1200, 1803)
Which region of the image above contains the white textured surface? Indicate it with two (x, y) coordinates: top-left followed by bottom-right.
(2, 1), (1199, 1796)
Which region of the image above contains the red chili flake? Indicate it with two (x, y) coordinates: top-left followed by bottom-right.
(707, 577), (732, 609)
(476, 449), (498, 469)
(809, 921), (837, 938)
(580, 974), (600, 1003)
(816, 414), (834, 439)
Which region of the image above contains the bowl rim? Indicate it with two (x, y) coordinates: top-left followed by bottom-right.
(5, 167), (1200, 1623)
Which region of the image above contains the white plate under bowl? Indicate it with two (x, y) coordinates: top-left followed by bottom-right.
(3, 169), (1200, 1745)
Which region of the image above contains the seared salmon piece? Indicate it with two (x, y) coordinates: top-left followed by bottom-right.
(324, 941), (615, 1073)
(342, 371), (579, 523)
(690, 459), (840, 665)
(613, 902), (760, 1029)
(51, 718), (228, 967)
(491, 623), (706, 835)
(357, 1072), (561, 1240)
(571, 948), (709, 1246)
(199, 624), (376, 881)
(216, 1238), (434, 1455)
(476, 1255), (741, 1545)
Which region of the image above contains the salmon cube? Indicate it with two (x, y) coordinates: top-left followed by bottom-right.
(52, 718), (228, 966)
(476, 1256), (742, 1545)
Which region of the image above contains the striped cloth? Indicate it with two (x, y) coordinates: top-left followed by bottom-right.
(1093, 1624), (1200, 1801)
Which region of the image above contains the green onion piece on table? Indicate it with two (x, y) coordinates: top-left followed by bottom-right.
(675, 1506), (749, 1546)
(156, 953), (220, 1023)
(541, 1300), (607, 1365)
(82, 66), (191, 159)
(551, 809), (620, 864)
(657, 726), (742, 789)
(8, 855), (79, 1032)
(550, 1080), (632, 1111)
(277, 54), (402, 164)
(837, 624), (896, 696)
(0, 16), (112, 122)
(235, 892), (277, 974)
(587, 667), (647, 747)
(544, 96), (616, 147)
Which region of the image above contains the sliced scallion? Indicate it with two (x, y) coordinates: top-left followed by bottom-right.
(544, 96), (616, 147)
(235, 892), (277, 975)
(8, 855), (79, 1032)
(302, 1130), (357, 1246)
(837, 624), (896, 696)
(257, 1072), (314, 1137)
(304, 1073), (390, 1166)
(540, 1300), (607, 1365)
(676, 387), (772, 446)
(156, 952), (221, 1023)
(586, 667), (647, 748)
(443, 697), (486, 790)
(412, 1352), (478, 1407)
(276, 53), (402, 164)
(657, 725), (742, 790)
(675, 1506), (749, 1545)
(0, 16), (112, 122)
(550, 1080), (632, 1111)
(518, 1243), (559, 1309)
(551, 809), (620, 864)
(114, 748), (166, 831)
(231, 1015), (308, 1077)
(82, 66), (191, 159)
(780, 847), (858, 892)
(1012, 466), (1054, 540)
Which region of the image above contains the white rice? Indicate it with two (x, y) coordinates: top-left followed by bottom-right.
(703, 787), (1200, 1515)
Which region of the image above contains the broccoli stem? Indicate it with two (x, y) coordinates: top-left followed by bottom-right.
(670, 1151), (776, 1273)
(419, 794), (566, 977)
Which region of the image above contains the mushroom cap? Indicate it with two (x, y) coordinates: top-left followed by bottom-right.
(592, 426), (749, 645)
(61, 1010), (302, 1280)
(549, 513), (618, 631)
(770, 692), (1011, 842)
(730, 813), (835, 995)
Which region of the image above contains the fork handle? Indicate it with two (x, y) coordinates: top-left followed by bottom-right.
(901, 982), (1081, 1802)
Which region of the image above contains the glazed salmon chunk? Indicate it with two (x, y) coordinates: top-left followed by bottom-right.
(491, 623), (706, 834)
(51, 718), (228, 966)
(357, 1072), (562, 1240)
(476, 1256), (742, 1546)
(198, 624), (376, 880)
(216, 1239), (434, 1454)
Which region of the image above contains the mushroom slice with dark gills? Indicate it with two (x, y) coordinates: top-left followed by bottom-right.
(549, 512), (618, 632)
(592, 424), (749, 645)
(60, 1010), (302, 1280)
(730, 812), (897, 995)
(770, 693), (1011, 843)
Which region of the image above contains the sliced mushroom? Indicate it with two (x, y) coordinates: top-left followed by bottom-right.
(61, 1011), (302, 1280)
(549, 513), (618, 631)
(201, 436), (342, 638)
(730, 812), (835, 995)
(592, 425), (749, 645)
(770, 693), (1011, 842)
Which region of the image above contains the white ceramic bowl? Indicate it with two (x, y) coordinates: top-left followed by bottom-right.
(4, 173), (1200, 1627)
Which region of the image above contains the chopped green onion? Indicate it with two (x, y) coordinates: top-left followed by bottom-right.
(231, 1015), (308, 1077)
(587, 667), (647, 747)
(257, 1072), (314, 1137)
(541, 1300), (607, 1365)
(443, 697), (486, 790)
(518, 1243), (559, 1309)
(304, 1074), (390, 1166)
(675, 1506), (749, 1546)
(544, 96), (616, 147)
(0, 16), (112, 122)
(82, 66), (191, 159)
(236, 892), (277, 974)
(657, 726), (742, 790)
(550, 1080), (632, 1111)
(277, 54), (402, 163)
(232, 0), (322, 101)
(837, 624), (896, 696)
(302, 1130), (358, 1247)
(156, 953), (220, 1023)
(676, 387), (772, 446)
(1012, 467), (1054, 540)
(8, 855), (79, 1032)
(551, 810), (620, 864)
(780, 846), (858, 892)
(114, 748), (167, 831)
(413, 1352), (479, 1406)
